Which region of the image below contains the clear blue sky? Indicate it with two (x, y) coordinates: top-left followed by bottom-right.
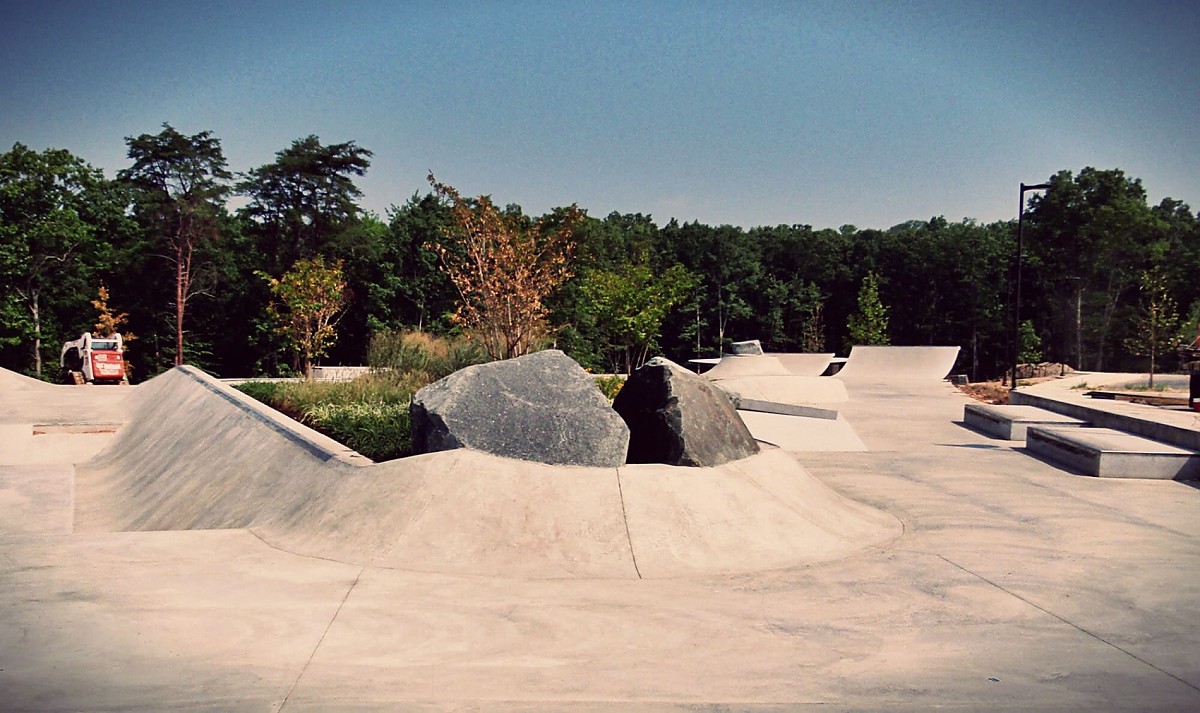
(3, 1), (1197, 230)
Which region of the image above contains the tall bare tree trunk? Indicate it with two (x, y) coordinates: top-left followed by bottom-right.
(175, 242), (186, 366)
(31, 288), (42, 377)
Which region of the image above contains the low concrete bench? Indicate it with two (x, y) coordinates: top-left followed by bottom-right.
(1026, 426), (1200, 480)
(963, 403), (1087, 441)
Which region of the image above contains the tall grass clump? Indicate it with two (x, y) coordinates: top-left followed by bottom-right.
(368, 329), (488, 382)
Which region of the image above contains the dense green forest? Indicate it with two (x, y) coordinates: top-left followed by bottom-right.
(3, 125), (1198, 383)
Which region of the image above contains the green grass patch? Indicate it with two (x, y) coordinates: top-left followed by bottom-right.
(236, 372), (418, 461)
(1118, 380), (1187, 393)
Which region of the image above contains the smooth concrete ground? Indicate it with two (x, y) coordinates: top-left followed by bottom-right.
(3, 374), (1200, 711)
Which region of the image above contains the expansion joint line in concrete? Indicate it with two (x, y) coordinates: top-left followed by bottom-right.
(934, 553), (1200, 696)
(614, 469), (643, 580)
(275, 566), (366, 712)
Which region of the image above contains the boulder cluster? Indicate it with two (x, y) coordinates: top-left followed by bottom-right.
(410, 350), (759, 468)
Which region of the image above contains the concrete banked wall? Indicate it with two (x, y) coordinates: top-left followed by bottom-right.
(74, 366), (900, 579)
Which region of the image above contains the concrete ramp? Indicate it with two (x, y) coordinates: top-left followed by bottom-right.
(836, 346), (960, 381)
(737, 411), (867, 452)
(74, 366), (900, 579)
(713, 375), (848, 405)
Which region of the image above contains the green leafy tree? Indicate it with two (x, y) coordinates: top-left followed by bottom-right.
(1124, 268), (1179, 387)
(238, 136), (372, 271)
(0, 144), (115, 376)
(1018, 320), (1043, 365)
(260, 256), (349, 378)
(120, 124), (232, 366)
(580, 263), (699, 374)
(383, 192), (454, 332)
(1025, 168), (1161, 370)
(846, 271), (889, 346)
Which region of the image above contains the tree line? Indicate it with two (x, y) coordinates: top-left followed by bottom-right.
(3, 124), (1198, 382)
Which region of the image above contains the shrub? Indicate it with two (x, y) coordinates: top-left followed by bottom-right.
(593, 374), (626, 403)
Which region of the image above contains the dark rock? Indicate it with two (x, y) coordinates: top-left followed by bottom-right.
(410, 350), (630, 467)
(613, 357), (760, 467)
(728, 339), (764, 356)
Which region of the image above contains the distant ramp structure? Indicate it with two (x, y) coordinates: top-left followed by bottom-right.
(835, 346), (960, 381)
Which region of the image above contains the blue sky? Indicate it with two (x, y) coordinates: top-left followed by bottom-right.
(2, 1), (1197, 230)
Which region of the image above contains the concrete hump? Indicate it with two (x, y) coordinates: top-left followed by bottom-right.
(836, 346), (960, 381)
(74, 365), (901, 579)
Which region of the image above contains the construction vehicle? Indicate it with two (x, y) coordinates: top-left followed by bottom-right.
(60, 333), (127, 385)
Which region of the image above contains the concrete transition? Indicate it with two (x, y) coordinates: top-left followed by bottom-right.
(769, 352), (836, 376)
(410, 349), (629, 467)
(73, 365), (901, 579)
(613, 357), (760, 467)
(713, 374), (849, 405)
(703, 353), (835, 380)
(836, 345), (961, 381)
(702, 354), (793, 380)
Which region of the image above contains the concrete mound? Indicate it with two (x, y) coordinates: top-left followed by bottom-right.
(1, 366), (132, 425)
(74, 366), (901, 578)
(0, 366), (60, 391)
(836, 346), (960, 381)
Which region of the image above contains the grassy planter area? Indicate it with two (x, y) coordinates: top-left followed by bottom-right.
(236, 375), (417, 461)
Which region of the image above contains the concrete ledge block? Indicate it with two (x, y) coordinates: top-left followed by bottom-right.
(1026, 426), (1200, 480)
(964, 403), (1087, 441)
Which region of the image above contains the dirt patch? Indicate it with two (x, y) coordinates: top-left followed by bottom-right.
(954, 373), (1074, 405)
(956, 381), (1009, 405)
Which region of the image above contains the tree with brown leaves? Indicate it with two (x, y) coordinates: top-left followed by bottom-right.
(427, 174), (581, 360)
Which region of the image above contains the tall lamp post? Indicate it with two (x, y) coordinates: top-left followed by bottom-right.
(1011, 181), (1052, 390)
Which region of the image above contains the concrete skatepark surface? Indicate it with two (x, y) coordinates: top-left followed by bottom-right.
(3, 364), (1200, 710)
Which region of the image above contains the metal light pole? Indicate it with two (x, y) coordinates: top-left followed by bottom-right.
(1011, 181), (1052, 390)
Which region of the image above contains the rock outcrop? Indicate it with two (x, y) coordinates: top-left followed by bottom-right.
(613, 357), (760, 467)
(410, 350), (630, 467)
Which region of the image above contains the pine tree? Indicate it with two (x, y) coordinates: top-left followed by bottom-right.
(847, 272), (889, 346)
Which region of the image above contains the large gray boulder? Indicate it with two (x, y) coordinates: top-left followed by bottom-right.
(410, 350), (630, 467)
(613, 357), (760, 467)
